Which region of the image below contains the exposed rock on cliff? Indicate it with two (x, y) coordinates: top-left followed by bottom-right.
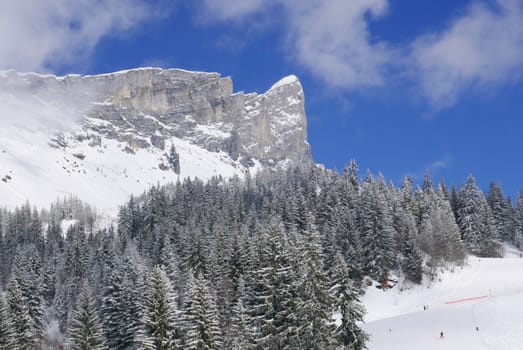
(0, 68), (312, 209)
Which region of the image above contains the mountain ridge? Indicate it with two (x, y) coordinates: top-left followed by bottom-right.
(0, 68), (312, 209)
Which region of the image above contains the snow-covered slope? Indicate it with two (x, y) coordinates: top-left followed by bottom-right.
(0, 124), (247, 210)
(0, 68), (311, 210)
(362, 246), (523, 350)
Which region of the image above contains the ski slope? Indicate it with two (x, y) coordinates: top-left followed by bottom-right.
(362, 246), (523, 349)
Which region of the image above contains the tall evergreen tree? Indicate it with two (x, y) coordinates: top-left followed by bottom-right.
(295, 212), (334, 349)
(457, 175), (501, 257)
(140, 266), (179, 350)
(99, 256), (128, 350)
(225, 278), (255, 350)
(359, 173), (396, 281)
(183, 272), (223, 350)
(0, 297), (13, 350)
(514, 190), (523, 248)
(402, 231), (424, 283)
(330, 253), (367, 350)
(67, 284), (108, 350)
(11, 245), (45, 346)
(7, 279), (35, 350)
(487, 182), (514, 242)
(249, 220), (297, 349)
(419, 186), (465, 268)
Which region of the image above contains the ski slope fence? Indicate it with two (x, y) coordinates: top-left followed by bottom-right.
(444, 295), (489, 304)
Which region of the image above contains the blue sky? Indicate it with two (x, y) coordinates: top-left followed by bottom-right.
(1, 0), (522, 198)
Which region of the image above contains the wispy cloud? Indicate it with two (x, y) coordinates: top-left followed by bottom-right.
(215, 35), (248, 53)
(430, 159), (449, 171)
(428, 155), (453, 180)
(404, 155), (452, 183)
(200, 0), (523, 111)
(3, 0), (523, 112)
(200, 0), (271, 21)
(200, 0), (393, 90)
(0, 0), (163, 73)
(409, 0), (523, 110)
(140, 58), (171, 69)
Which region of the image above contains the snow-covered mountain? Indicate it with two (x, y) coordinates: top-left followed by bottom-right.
(0, 68), (311, 209)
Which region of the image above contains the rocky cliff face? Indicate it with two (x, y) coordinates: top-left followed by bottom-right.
(0, 68), (312, 209)
(0, 68), (311, 167)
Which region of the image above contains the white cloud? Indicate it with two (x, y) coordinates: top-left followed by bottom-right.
(201, 0), (523, 111)
(410, 0), (523, 110)
(201, 0), (270, 21)
(200, 0), (393, 90)
(3, 0), (522, 112)
(285, 0), (392, 89)
(430, 160), (448, 170)
(0, 0), (157, 72)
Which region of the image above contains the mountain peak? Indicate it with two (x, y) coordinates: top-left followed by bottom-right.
(269, 74), (301, 91)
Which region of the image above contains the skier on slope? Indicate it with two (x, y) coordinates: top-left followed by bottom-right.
(440, 331), (444, 339)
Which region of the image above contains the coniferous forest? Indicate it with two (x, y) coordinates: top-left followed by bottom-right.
(1, 161), (521, 349)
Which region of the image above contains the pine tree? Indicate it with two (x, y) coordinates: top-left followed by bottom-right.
(183, 273), (223, 350)
(359, 173), (396, 281)
(225, 278), (255, 350)
(330, 253), (367, 350)
(140, 266), (179, 350)
(457, 175), (501, 257)
(337, 168), (362, 281)
(514, 190), (523, 248)
(295, 212), (334, 349)
(67, 284), (108, 350)
(333, 207), (363, 282)
(450, 185), (459, 221)
(11, 245), (45, 346)
(487, 182), (514, 242)
(436, 188), (466, 264)
(118, 195), (142, 244)
(53, 223), (89, 332)
(419, 186), (465, 268)
(414, 173), (436, 232)
(248, 220), (297, 349)
(7, 279), (35, 350)
(100, 258), (126, 350)
(402, 231), (423, 284)
(395, 177), (423, 282)
(119, 256), (145, 350)
(0, 297), (13, 350)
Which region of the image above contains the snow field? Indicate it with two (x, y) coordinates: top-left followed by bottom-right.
(0, 124), (248, 211)
(362, 250), (523, 349)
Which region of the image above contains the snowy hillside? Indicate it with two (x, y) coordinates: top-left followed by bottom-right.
(0, 122), (248, 210)
(362, 246), (523, 350)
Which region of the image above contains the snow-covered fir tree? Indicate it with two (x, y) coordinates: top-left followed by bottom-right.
(457, 175), (502, 257)
(487, 182), (515, 242)
(225, 278), (255, 350)
(0, 296), (13, 350)
(139, 266), (179, 350)
(182, 272), (223, 350)
(359, 172), (396, 283)
(330, 252), (367, 349)
(514, 190), (523, 248)
(7, 278), (34, 350)
(295, 212), (335, 349)
(67, 284), (107, 350)
(11, 245), (45, 346)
